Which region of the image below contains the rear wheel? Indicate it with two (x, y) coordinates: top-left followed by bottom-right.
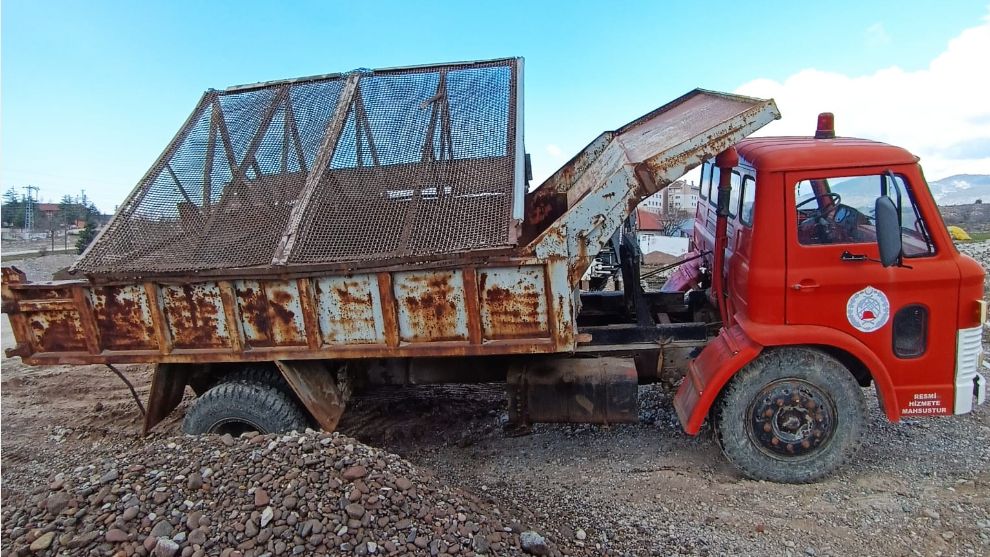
(182, 381), (309, 436)
(213, 364), (294, 395)
(714, 347), (866, 483)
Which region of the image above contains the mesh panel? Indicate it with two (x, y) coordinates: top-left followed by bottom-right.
(77, 59), (520, 276)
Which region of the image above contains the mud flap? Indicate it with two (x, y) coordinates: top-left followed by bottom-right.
(143, 363), (191, 435)
(673, 325), (762, 434)
(274, 360), (347, 432)
(507, 357), (638, 425)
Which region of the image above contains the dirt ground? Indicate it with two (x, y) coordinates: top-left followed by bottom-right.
(2, 256), (989, 556)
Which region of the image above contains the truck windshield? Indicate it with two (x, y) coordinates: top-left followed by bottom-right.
(794, 174), (934, 257)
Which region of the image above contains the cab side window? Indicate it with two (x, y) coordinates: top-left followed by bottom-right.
(728, 171), (742, 217)
(740, 176), (756, 226)
(709, 166), (720, 207)
(699, 162), (710, 201)
(793, 173), (935, 256)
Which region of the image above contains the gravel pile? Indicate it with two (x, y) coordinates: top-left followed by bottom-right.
(0, 430), (563, 557)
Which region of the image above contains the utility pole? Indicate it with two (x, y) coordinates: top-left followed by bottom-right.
(23, 185), (39, 238)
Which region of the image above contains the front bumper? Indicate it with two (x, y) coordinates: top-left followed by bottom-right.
(954, 325), (987, 414)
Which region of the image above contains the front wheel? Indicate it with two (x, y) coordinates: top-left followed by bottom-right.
(714, 348), (866, 483)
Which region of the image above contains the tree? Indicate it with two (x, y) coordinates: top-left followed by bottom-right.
(76, 220), (98, 254)
(58, 194), (79, 224)
(2, 187), (24, 228)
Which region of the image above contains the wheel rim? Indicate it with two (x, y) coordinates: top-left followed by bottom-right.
(209, 418), (265, 437)
(746, 379), (837, 460)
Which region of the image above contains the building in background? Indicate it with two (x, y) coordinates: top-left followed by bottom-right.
(640, 179), (699, 215)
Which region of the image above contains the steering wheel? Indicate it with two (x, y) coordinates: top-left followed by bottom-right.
(797, 192), (842, 244)
(796, 192), (842, 212)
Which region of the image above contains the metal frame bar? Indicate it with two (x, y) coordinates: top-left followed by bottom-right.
(284, 92), (308, 174)
(165, 163), (196, 207)
(272, 74), (361, 265)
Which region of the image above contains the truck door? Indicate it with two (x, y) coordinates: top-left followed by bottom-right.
(784, 167), (959, 414)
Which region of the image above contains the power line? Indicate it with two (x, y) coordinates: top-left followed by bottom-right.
(23, 185), (39, 231)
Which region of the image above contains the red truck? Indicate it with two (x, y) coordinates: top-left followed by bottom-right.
(675, 113), (987, 480)
(2, 59), (985, 483)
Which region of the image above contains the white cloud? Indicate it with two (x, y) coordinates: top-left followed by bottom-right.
(864, 22), (891, 47)
(545, 143), (564, 159)
(736, 9), (990, 181)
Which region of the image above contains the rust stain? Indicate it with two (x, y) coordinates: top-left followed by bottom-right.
(29, 310), (87, 352)
(397, 272), (465, 342)
(91, 286), (156, 351)
(20, 288), (74, 300)
(266, 283), (306, 346)
(162, 284), (227, 349)
(482, 283), (546, 339)
(236, 285), (272, 347)
(334, 283), (372, 306)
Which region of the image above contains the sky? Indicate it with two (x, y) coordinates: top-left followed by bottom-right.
(2, 1), (989, 213)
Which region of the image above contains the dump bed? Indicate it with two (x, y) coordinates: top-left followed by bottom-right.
(2, 61), (778, 366)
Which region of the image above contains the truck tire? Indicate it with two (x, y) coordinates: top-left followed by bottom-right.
(714, 347), (866, 483)
(217, 364), (293, 395)
(182, 381), (309, 436)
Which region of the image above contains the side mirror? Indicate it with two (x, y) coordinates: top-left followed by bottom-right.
(875, 196), (902, 267)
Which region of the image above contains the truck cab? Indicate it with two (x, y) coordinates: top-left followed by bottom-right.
(676, 114), (986, 481)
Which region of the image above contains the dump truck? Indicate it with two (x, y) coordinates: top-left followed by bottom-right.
(2, 58), (985, 483)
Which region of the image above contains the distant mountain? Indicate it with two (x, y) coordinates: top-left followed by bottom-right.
(928, 174), (990, 206)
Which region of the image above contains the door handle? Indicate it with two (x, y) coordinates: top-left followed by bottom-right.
(791, 280), (820, 291)
(840, 251), (868, 262)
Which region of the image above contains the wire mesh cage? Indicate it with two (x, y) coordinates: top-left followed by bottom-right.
(76, 58), (523, 277)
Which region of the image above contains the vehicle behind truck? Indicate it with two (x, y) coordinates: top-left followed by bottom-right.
(2, 59), (984, 483)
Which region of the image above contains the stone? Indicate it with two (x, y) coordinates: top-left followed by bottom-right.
(575, 528), (587, 541)
(284, 496), (298, 510)
(345, 503), (366, 519)
(187, 473), (203, 490)
(154, 537), (180, 557)
(46, 492), (71, 515)
(923, 509), (940, 520)
(150, 520), (173, 539)
(254, 489), (270, 507)
(188, 529), (207, 546)
(30, 532), (55, 552)
(220, 434), (235, 447)
(244, 519), (259, 538)
(472, 534), (490, 553)
(257, 528), (273, 544)
(122, 506), (140, 521)
(394, 477), (414, 491)
(106, 528), (129, 543)
(69, 532), (100, 549)
(101, 469), (120, 483)
(186, 511), (203, 531)
(520, 531), (549, 556)
(342, 466), (368, 481)
(260, 506), (274, 528)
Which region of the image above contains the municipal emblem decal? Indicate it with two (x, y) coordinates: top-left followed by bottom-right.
(846, 286), (890, 333)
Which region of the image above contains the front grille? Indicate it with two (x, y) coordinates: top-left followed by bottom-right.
(954, 325), (983, 413)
